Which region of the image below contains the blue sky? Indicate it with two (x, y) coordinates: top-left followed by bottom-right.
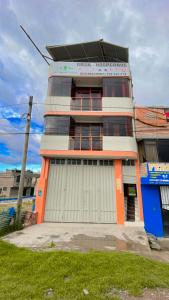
(0, 0), (169, 172)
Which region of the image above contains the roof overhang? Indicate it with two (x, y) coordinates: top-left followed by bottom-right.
(46, 40), (129, 63)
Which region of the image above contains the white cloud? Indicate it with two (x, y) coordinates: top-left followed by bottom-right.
(0, 0), (169, 169)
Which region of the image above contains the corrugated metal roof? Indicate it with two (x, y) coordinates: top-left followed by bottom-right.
(46, 40), (129, 62)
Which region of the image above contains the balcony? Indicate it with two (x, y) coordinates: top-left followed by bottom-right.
(69, 136), (102, 151)
(71, 97), (102, 111)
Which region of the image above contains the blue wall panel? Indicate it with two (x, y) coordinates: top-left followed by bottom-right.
(141, 185), (164, 237)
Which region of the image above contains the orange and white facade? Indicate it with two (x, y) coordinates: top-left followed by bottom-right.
(36, 40), (143, 225)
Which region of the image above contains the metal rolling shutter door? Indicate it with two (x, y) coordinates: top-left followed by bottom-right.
(44, 161), (116, 223)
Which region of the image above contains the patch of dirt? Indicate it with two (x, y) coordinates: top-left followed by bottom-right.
(107, 288), (169, 299)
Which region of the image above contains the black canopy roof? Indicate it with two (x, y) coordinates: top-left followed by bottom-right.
(46, 40), (129, 63)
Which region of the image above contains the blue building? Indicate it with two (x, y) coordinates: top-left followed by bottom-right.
(136, 106), (169, 237)
(141, 163), (169, 237)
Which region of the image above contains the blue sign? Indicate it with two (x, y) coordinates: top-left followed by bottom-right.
(141, 163), (169, 185)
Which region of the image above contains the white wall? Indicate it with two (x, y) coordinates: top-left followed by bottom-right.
(40, 135), (69, 150)
(102, 97), (133, 113)
(103, 136), (137, 152)
(45, 96), (71, 112)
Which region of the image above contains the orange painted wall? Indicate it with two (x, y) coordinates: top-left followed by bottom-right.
(36, 157), (50, 224)
(44, 111), (134, 117)
(40, 150), (137, 159)
(114, 160), (125, 224)
(136, 160), (144, 221)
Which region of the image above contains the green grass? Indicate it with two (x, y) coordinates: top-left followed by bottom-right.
(0, 241), (169, 300)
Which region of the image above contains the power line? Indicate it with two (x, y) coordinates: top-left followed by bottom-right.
(0, 127), (169, 135)
(20, 25), (50, 65)
(0, 101), (168, 115)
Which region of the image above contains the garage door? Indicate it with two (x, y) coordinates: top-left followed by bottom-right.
(44, 159), (116, 223)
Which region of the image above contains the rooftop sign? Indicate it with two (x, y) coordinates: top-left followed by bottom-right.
(49, 62), (130, 77)
(141, 163), (169, 185)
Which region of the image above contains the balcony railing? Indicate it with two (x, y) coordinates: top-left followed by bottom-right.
(71, 97), (102, 111)
(69, 136), (102, 151)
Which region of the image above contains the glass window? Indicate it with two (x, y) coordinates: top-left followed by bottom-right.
(81, 137), (90, 150)
(16, 175), (20, 183)
(51, 159), (55, 164)
(144, 140), (158, 162)
(44, 116), (71, 135)
(91, 126), (100, 136)
(92, 137), (101, 150)
(103, 78), (130, 97)
(82, 98), (90, 111)
(157, 140), (169, 162)
(70, 123), (103, 150)
(81, 126), (90, 136)
(74, 137), (80, 150)
(122, 160), (135, 166)
(103, 117), (133, 136)
(141, 139), (169, 163)
(99, 160), (113, 166)
(48, 77), (72, 96)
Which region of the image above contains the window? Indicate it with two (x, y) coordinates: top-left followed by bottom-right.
(71, 87), (102, 111)
(103, 78), (130, 97)
(103, 117), (133, 136)
(70, 123), (103, 150)
(157, 140), (169, 162)
(144, 140), (158, 162)
(138, 139), (169, 163)
(48, 77), (72, 96)
(99, 160), (113, 166)
(3, 187), (7, 191)
(122, 160), (135, 166)
(16, 175), (20, 183)
(50, 159), (113, 166)
(44, 116), (71, 135)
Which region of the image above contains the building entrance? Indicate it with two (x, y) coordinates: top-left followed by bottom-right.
(160, 186), (169, 236)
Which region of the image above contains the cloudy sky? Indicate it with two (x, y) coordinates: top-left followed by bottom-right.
(0, 0), (169, 172)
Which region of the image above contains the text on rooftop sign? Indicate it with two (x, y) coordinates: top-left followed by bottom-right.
(49, 62), (130, 77)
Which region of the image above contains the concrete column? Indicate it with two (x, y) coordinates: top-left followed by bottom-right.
(36, 157), (50, 223)
(114, 160), (125, 224)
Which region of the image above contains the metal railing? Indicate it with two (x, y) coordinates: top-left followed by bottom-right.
(69, 136), (102, 151)
(71, 97), (102, 111)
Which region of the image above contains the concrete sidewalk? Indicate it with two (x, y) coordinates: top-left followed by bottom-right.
(2, 222), (150, 254)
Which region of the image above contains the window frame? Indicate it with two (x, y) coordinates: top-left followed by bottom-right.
(103, 77), (130, 97)
(103, 116), (133, 136)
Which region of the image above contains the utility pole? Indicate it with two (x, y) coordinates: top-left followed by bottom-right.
(16, 96), (33, 225)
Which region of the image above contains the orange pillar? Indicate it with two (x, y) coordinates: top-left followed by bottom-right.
(36, 157), (50, 224)
(136, 160), (144, 221)
(114, 160), (125, 224)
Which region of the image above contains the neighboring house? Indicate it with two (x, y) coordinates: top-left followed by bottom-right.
(135, 107), (169, 237)
(36, 40), (144, 226)
(0, 169), (40, 198)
